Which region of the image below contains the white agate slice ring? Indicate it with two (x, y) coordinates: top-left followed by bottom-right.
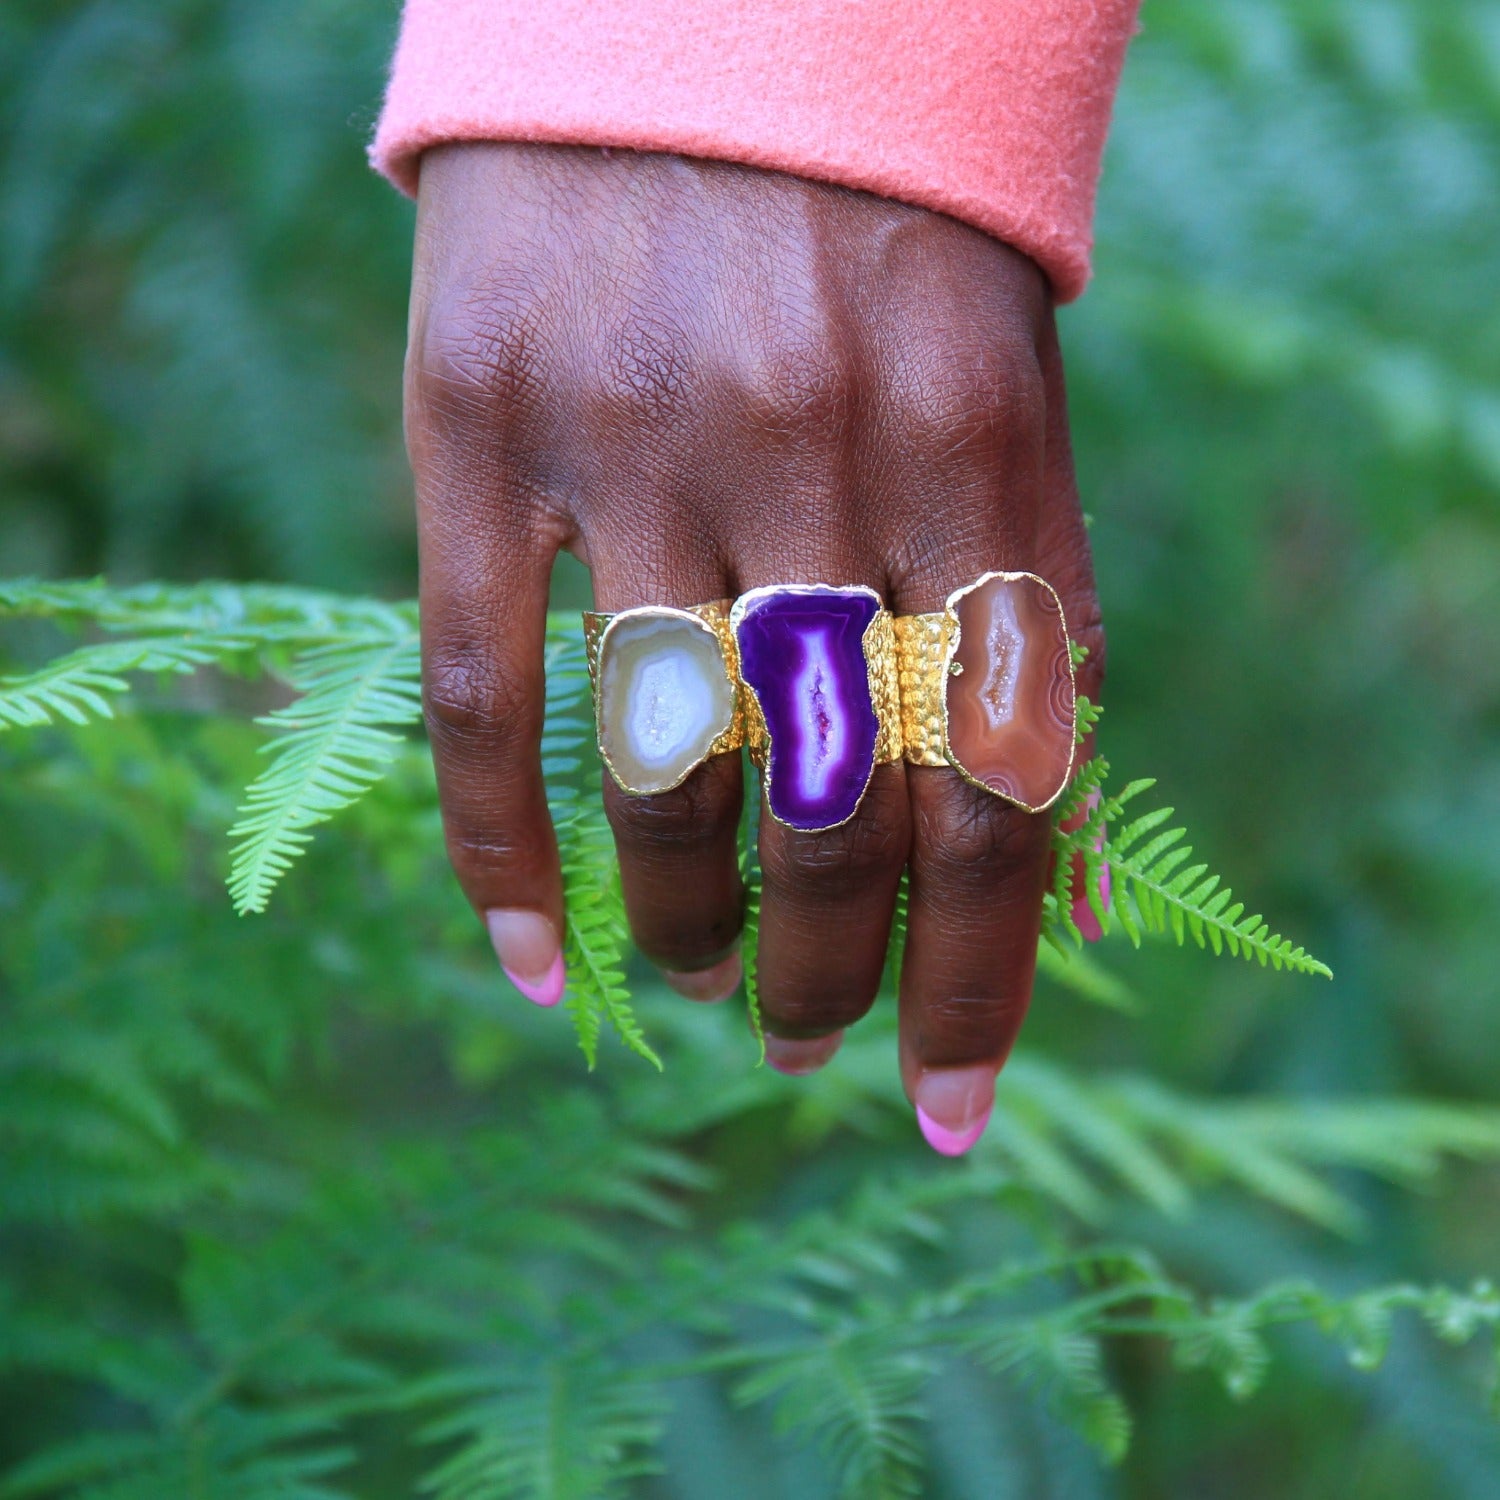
(582, 601), (743, 796)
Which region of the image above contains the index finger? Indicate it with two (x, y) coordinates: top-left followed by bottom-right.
(407, 327), (568, 1008)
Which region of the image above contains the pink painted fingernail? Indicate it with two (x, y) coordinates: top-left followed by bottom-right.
(486, 910), (565, 1007)
(914, 1065), (997, 1156)
(764, 1031), (844, 1076)
(664, 950), (742, 1003)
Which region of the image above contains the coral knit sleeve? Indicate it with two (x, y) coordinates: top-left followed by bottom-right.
(371, 1), (1139, 303)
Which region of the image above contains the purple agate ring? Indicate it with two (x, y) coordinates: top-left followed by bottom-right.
(729, 583), (893, 833)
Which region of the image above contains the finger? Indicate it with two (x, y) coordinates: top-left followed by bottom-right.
(877, 271), (1060, 1155)
(756, 762), (910, 1054)
(408, 336), (568, 1008)
(741, 229), (1040, 1072)
(587, 516), (746, 999)
(743, 566), (911, 1062)
(900, 781), (1052, 1152)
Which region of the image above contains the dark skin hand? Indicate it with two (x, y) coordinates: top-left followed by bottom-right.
(406, 142), (1104, 1151)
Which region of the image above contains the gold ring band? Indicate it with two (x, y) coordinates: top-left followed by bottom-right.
(584, 571), (1074, 819)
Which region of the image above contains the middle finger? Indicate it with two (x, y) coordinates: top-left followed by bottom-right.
(735, 541), (911, 1065)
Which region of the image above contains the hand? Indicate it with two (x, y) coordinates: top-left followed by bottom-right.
(405, 143), (1103, 1153)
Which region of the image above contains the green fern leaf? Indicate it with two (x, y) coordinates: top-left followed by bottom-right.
(541, 623), (661, 1070)
(966, 1318), (1133, 1463)
(1101, 800), (1330, 977)
(562, 823), (660, 1071)
(412, 1364), (665, 1500)
(740, 836), (766, 1064)
(227, 633), (422, 914)
(734, 1332), (931, 1500)
(1046, 760), (1331, 979)
(0, 634), (251, 730)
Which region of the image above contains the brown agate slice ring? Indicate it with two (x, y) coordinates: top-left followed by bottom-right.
(894, 570), (1077, 814)
(583, 601), (744, 797)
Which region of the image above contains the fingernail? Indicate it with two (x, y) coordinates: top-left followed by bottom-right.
(486, 909), (565, 1007)
(764, 1030), (844, 1076)
(914, 1065), (997, 1156)
(664, 950), (742, 1003)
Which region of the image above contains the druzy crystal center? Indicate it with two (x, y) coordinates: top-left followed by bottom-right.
(733, 586), (881, 831)
(596, 610), (735, 794)
(946, 572), (1075, 811)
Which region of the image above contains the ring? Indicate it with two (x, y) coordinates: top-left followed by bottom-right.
(583, 600), (743, 796)
(729, 584), (901, 833)
(894, 570), (1077, 813)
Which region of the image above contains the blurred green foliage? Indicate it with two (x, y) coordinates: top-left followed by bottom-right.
(1, 0), (1498, 1495)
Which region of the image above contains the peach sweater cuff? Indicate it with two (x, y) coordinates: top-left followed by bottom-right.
(371, 1), (1138, 303)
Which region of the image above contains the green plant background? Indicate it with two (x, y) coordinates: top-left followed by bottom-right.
(2, 1), (1498, 1496)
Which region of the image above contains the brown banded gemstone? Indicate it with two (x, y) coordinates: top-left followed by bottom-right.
(945, 572), (1075, 811)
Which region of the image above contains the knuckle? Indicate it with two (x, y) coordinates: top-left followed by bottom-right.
(423, 648), (537, 743)
(410, 278), (548, 418)
(445, 826), (530, 872)
(593, 313), (697, 422)
(762, 774), (909, 895)
(606, 765), (740, 852)
(913, 777), (1050, 886)
(889, 336), (1044, 464)
(885, 514), (994, 603)
(763, 949), (882, 1035)
(754, 339), (857, 441)
(919, 991), (1021, 1055)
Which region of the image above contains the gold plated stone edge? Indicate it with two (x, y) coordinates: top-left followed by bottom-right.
(893, 570), (1078, 816)
(727, 583), (899, 834)
(582, 600), (743, 797)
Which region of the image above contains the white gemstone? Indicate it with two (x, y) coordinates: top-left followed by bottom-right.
(597, 611), (735, 794)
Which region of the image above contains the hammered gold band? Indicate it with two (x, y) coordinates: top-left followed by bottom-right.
(583, 574), (1071, 819)
(892, 610), (955, 768)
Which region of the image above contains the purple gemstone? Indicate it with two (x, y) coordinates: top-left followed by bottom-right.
(733, 585), (881, 831)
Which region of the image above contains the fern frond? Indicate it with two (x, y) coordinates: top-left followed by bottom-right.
(227, 633), (422, 914)
(541, 624), (661, 1070)
(562, 822), (659, 1071)
(0, 576), (415, 645)
(1074, 691), (1104, 745)
(0, 633), (252, 729)
(965, 1317), (1132, 1463)
(539, 620), (595, 827)
(1044, 756), (1111, 950)
(734, 1331), (931, 1500)
(1155, 1278), (1500, 1405)
(1103, 799), (1330, 976)
(1045, 760), (1331, 979)
(1001, 1062), (1190, 1218)
(0, 1414), (353, 1500)
(411, 1363), (666, 1500)
(740, 856), (766, 1065)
